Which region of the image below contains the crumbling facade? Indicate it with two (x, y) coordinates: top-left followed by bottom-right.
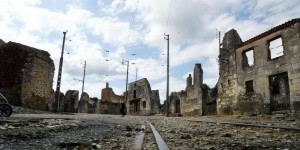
(127, 78), (160, 115)
(169, 64), (209, 116)
(64, 90), (79, 113)
(99, 83), (123, 114)
(78, 92), (89, 113)
(217, 18), (300, 115)
(0, 41), (55, 110)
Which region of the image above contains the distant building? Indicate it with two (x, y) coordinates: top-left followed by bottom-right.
(99, 83), (123, 114)
(217, 18), (300, 115)
(0, 41), (55, 110)
(127, 78), (160, 115)
(168, 64), (214, 116)
(64, 90), (79, 113)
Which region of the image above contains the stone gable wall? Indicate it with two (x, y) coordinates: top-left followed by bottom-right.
(169, 64), (204, 116)
(217, 19), (300, 115)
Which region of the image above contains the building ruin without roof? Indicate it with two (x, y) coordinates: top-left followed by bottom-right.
(127, 78), (160, 115)
(0, 41), (55, 110)
(217, 18), (300, 115)
(168, 64), (215, 116)
(99, 83), (123, 114)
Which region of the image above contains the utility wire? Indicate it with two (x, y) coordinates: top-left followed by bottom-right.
(164, 0), (173, 34)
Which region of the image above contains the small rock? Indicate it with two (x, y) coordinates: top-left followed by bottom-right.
(126, 125), (132, 131)
(221, 132), (232, 137)
(124, 132), (132, 137)
(180, 133), (192, 139)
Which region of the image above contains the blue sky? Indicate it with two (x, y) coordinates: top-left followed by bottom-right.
(0, 0), (299, 103)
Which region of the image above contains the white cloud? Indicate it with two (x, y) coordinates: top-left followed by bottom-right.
(1, 0), (299, 100)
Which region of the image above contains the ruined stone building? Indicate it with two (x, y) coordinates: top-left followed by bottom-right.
(78, 92), (89, 113)
(0, 41), (55, 110)
(63, 90), (79, 113)
(99, 83), (123, 114)
(127, 78), (160, 115)
(169, 64), (212, 116)
(217, 18), (300, 115)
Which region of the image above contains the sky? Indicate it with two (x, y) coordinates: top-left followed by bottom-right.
(0, 0), (299, 104)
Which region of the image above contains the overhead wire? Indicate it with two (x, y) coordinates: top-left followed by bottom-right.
(164, 0), (173, 34)
(122, 0), (140, 59)
(226, 0), (298, 39)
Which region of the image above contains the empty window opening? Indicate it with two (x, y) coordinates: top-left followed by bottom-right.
(245, 80), (254, 93)
(269, 72), (290, 111)
(242, 49), (254, 68)
(143, 101), (146, 108)
(269, 37), (284, 59)
(133, 90), (137, 98)
(175, 99), (181, 113)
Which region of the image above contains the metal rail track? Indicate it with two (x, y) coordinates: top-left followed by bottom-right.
(133, 121), (170, 150)
(188, 119), (300, 131)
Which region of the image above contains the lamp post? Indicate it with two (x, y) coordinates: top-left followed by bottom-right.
(124, 60), (129, 114)
(164, 33), (170, 116)
(55, 30), (67, 112)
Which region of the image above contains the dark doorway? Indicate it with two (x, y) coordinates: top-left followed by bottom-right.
(175, 99), (180, 113)
(269, 72), (290, 111)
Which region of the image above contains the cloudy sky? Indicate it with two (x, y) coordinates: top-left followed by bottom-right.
(0, 0), (299, 103)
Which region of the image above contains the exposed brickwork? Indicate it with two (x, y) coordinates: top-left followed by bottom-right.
(101, 83), (123, 103)
(97, 83), (123, 114)
(0, 41), (55, 110)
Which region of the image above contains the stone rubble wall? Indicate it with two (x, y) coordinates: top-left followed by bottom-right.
(151, 90), (161, 114)
(217, 19), (300, 115)
(64, 90), (79, 113)
(78, 92), (89, 113)
(127, 78), (160, 115)
(0, 41), (55, 110)
(169, 64), (204, 116)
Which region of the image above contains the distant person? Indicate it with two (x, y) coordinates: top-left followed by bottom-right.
(120, 101), (126, 117)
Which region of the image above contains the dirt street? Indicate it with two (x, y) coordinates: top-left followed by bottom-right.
(0, 113), (300, 149)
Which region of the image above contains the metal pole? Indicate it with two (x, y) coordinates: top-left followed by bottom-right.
(55, 30), (67, 112)
(125, 60), (129, 113)
(164, 34), (170, 116)
(135, 67), (138, 81)
(82, 61), (86, 94)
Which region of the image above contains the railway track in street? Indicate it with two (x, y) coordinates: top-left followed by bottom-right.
(187, 118), (300, 131)
(133, 121), (169, 150)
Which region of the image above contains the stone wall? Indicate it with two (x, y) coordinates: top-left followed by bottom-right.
(0, 41), (55, 110)
(98, 83), (124, 114)
(151, 90), (161, 114)
(217, 29), (242, 115)
(127, 78), (160, 115)
(78, 92), (89, 113)
(99, 101), (121, 114)
(217, 18), (300, 115)
(64, 90), (79, 113)
(101, 83), (123, 103)
(169, 64), (205, 116)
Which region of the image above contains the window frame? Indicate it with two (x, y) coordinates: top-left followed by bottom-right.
(268, 36), (284, 60)
(242, 48), (255, 69)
